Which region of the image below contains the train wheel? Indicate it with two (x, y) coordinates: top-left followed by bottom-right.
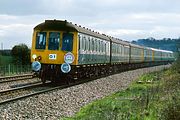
(40, 70), (46, 84)
(42, 77), (46, 84)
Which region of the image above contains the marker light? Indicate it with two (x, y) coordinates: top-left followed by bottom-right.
(32, 54), (37, 60)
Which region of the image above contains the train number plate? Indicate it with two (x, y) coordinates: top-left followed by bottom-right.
(49, 54), (57, 60)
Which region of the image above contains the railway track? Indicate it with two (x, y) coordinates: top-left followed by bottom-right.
(0, 74), (34, 83)
(0, 75), (97, 105)
(0, 82), (53, 105)
(0, 80), (78, 105)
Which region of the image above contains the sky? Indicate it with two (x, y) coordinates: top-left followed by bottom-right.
(0, 0), (180, 49)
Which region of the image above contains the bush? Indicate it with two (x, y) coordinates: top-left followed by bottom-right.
(11, 44), (30, 65)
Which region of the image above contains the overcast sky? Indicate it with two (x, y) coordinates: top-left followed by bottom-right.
(0, 0), (180, 49)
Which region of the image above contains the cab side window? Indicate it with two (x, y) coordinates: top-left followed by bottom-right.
(62, 33), (73, 51)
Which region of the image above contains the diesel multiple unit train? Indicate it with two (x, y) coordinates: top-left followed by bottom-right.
(31, 20), (174, 83)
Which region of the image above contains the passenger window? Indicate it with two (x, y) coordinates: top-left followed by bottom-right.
(114, 44), (116, 53)
(97, 40), (99, 52)
(78, 35), (81, 50)
(101, 41), (103, 52)
(79, 34), (83, 50)
(84, 36), (86, 50)
(114, 44), (115, 53)
(48, 32), (60, 50)
(106, 43), (108, 53)
(94, 39), (97, 51)
(88, 37), (91, 51)
(99, 40), (101, 52)
(35, 32), (46, 50)
(116, 44), (118, 53)
(121, 45), (123, 54)
(92, 39), (94, 51)
(62, 33), (73, 51)
(104, 43), (106, 53)
(117, 45), (118, 53)
(86, 37), (89, 51)
(107, 43), (109, 53)
(103, 42), (105, 52)
(82, 36), (85, 50)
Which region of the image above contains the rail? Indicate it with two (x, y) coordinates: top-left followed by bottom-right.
(0, 74), (34, 83)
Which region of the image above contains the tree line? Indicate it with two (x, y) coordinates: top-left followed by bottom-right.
(132, 37), (180, 52)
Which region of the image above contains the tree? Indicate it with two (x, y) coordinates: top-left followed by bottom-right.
(11, 44), (30, 65)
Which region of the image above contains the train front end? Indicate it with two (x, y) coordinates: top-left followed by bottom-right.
(31, 20), (78, 83)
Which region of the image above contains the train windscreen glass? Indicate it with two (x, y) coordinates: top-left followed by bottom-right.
(35, 32), (46, 49)
(62, 33), (73, 51)
(48, 32), (60, 50)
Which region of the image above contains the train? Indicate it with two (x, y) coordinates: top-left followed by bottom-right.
(31, 20), (175, 83)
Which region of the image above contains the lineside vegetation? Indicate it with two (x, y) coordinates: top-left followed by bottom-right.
(62, 59), (180, 120)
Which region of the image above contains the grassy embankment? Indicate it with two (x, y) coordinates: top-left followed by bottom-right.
(63, 61), (180, 120)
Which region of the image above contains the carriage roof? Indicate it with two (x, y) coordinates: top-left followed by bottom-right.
(34, 20), (110, 41)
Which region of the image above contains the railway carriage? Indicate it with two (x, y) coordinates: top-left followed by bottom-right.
(144, 47), (153, 62)
(151, 48), (174, 63)
(167, 51), (174, 62)
(78, 33), (110, 65)
(31, 20), (175, 84)
(161, 50), (174, 62)
(152, 48), (163, 62)
(110, 38), (130, 63)
(129, 44), (144, 63)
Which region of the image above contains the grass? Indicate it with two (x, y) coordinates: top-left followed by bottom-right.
(0, 55), (31, 76)
(62, 62), (180, 120)
(0, 55), (13, 65)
